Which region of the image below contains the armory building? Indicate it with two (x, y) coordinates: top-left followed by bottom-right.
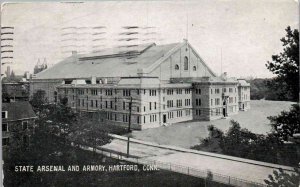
(30, 40), (250, 130)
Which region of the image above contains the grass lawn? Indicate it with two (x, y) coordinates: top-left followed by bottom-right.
(130, 100), (295, 148)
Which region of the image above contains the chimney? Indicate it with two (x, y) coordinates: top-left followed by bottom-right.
(72, 51), (78, 63)
(25, 71), (30, 79)
(222, 72), (227, 80)
(91, 76), (96, 84)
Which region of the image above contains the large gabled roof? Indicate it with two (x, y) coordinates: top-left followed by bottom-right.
(35, 43), (180, 79)
(2, 101), (36, 121)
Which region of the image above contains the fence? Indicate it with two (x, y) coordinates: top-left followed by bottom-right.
(84, 146), (267, 187)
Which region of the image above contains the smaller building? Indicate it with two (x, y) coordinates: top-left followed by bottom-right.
(237, 79), (251, 111)
(2, 101), (36, 156)
(2, 81), (30, 102)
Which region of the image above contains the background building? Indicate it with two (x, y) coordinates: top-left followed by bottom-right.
(237, 79), (251, 111)
(2, 101), (36, 158)
(30, 40), (250, 129)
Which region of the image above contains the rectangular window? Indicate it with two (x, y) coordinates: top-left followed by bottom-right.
(2, 123), (8, 132)
(2, 111), (8, 119)
(149, 102), (152, 110)
(22, 121), (28, 130)
(2, 138), (9, 146)
(123, 102), (126, 110)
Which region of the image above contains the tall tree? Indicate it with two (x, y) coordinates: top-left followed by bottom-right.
(266, 26), (299, 101)
(264, 168), (300, 187)
(267, 104), (300, 142)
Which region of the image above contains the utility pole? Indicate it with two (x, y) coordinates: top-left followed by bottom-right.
(127, 96), (132, 157)
(86, 95), (88, 112)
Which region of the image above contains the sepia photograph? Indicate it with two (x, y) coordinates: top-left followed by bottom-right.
(1, 0), (299, 186)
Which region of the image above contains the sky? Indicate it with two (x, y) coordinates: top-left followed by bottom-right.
(1, 0), (299, 78)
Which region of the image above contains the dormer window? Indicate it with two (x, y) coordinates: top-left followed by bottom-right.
(193, 66), (197, 71)
(175, 64), (179, 70)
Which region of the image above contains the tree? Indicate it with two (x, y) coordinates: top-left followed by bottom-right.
(30, 90), (48, 112)
(192, 120), (299, 166)
(268, 104), (300, 142)
(266, 26), (299, 101)
(70, 114), (112, 157)
(191, 125), (224, 153)
(264, 168), (300, 187)
(4, 96), (112, 186)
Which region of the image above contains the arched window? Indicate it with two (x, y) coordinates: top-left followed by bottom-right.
(175, 64), (179, 70)
(193, 66), (197, 71)
(184, 56), (188, 70)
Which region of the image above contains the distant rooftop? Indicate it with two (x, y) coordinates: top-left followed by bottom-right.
(35, 42), (181, 79)
(2, 101), (36, 121)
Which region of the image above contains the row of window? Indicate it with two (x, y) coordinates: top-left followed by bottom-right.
(2, 121), (28, 132)
(174, 64), (197, 71)
(184, 99), (191, 106)
(65, 86), (242, 97)
(176, 100), (182, 107)
(195, 98), (202, 106)
(195, 88), (237, 95)
(166, 89), (191, 95)
(176, 110), (183, 117)
(68, 89), (160, 97)
(168, 109), (192, 119)
(75, 99), (161, 113)
(2, 136), (29, 146)
(167, 100), (174, 108)
(173, 56), (197, 71)
(195, 108), (223, 116)
(210, 97), (237, 106)
(106, 113), (158, 124)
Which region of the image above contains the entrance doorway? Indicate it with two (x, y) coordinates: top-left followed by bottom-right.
(223, 108), (226, 117)
(163, 114), (167, 123)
